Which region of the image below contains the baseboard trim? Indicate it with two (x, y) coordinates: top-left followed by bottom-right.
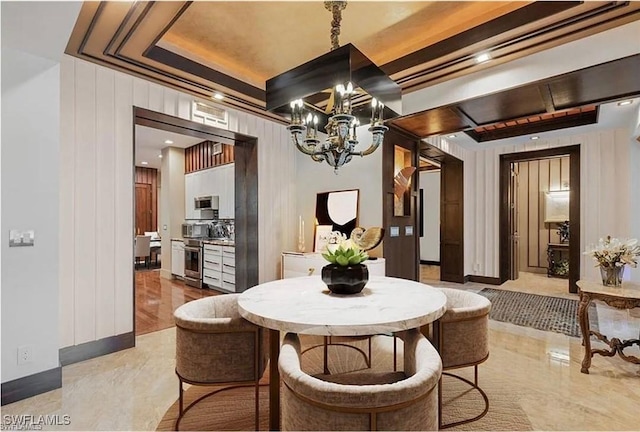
(59, 332), (135, 366)
(1, 367), (61, 406)
(467, 275), (502, 285)
(420, 260), (440, 266)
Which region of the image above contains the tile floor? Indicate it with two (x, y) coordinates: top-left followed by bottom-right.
(2, 272), (639, 431)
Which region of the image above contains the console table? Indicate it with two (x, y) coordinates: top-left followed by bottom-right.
(547, 243), (569, 278)
(577, 280), (640, 374)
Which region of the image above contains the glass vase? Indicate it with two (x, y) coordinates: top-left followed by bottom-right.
(600, 265), (623, 287)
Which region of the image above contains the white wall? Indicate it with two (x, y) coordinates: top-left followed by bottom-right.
(419, 171), (440, 262)
(1, 47), (61, 381)
(60, 55), (297, 348)
(295, 127), (383, 257)
(430, 128), (635, 281)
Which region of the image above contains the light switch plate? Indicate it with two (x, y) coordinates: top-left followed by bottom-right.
(389, 226), (400, 237)
(405, 226), (414, 236)
(9, 230), (35, 247)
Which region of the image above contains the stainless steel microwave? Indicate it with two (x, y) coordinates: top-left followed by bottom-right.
(182, 222), (209, 238)
(194, 195), (219, 210)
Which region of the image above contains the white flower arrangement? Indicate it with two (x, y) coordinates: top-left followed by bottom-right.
(583, 236), (640, 269)
(322, 231), (369, 266)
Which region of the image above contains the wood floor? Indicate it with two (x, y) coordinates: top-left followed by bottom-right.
(135, 270), (217, 336)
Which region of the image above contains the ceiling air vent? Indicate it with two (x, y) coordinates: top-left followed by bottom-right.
(192, 101), (228, 130)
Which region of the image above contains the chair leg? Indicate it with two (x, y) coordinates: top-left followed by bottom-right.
(176, 378), (184, 431)
(393, 335), (397, 372)
(439, 367), (489, 429)
(438, 376), (443, 430)
(255, 380), (260, 431)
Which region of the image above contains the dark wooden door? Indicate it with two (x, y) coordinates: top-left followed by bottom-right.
(135, 183), (152, 235)
(382, 128), (420, 281)
(440, 158), (464, 283)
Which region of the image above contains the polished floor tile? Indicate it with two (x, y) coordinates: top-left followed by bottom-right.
(3, 271), (639, 431)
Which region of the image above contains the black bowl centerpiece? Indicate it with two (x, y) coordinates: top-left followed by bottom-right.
(321, 236), (369, 295)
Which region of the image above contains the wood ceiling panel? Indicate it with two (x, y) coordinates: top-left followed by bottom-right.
(548, 55), (640, 109)
(64, 0), (640, 128)
(459, 85), (548, 125)
(391, 107), (471, 137)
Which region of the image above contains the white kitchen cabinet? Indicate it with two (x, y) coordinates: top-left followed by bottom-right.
(203, 244), (223, 289)
(171, 240), (185, 277)
(184, 164), (235, 219)
(281, 253), (386, 279)
(221, 246), (236, 292)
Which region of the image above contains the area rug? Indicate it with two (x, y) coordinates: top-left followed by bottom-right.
(156, 335), (534, 431)
(478, 288), (598, 338)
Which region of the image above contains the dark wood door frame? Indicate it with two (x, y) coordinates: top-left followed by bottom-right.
(499, 145), (580, 293)
(383, 126), (421, 281)
(132, 107), (260, 334)
(418, 144), (465, 283)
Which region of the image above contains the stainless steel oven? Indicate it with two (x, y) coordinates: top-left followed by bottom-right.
(184, 239), (203, 288)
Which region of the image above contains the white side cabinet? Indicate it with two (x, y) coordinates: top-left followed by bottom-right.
(281, 253), (386, 279)
(171, 240), (185, 278)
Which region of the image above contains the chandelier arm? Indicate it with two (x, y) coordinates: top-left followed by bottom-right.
(290, 131), (327, 161)
(354, 125), (388, 156)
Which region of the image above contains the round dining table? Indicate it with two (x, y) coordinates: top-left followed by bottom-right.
(238, 275), (447, 430)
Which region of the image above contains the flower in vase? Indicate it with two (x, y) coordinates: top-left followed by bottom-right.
(583, 236), (640, 269)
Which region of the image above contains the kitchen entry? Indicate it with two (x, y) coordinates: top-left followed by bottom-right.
(132, 107), (259, 336)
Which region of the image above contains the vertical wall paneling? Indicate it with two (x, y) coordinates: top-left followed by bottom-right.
(515, 156), (569, 274)
(60, 55), (298, 348)
(537, 159), (550, 267)
(73, 60), (97, 344)
(59, 55), (75, 348)
(148, 83), (164, 113)
(113, 72), (134, 336)
(95, 67), (116, 339)
(183, 141), (235, 173)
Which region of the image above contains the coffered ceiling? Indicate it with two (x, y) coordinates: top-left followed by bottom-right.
(66, 1), (640, 138)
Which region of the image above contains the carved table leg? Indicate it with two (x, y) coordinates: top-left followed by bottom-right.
(578, 292), (592, 374)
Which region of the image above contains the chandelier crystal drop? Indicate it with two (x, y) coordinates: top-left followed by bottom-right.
(285, 2), (389, 173)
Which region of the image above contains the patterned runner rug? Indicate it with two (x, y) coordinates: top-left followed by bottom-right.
(478, 288), (598, 338)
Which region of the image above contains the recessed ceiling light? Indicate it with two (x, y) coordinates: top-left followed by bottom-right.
(158, 154), (163, 158)
(447, 134), (457, 139)
(475, 52), (492, 64)
(213, 93), (224, 100)
(141, 161), (148, 165)
(530, 136), (540, 140)
(164, 140), (173, 144)
(617, 100), (633, 106)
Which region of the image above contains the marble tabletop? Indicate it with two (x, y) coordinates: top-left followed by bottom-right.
(237, 275), (447, 336)
(577, 279), (640, 300)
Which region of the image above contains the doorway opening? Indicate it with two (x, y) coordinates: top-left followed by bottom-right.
(132, 107), (258, 336)
(418, 143), (464, 284)
(418, 157), (441, 282)
(499, 145), (580, 294)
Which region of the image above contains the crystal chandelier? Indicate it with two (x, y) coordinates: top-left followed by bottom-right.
(268, 1), (397, 173)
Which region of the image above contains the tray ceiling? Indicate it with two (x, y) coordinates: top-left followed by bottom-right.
(66, 1), (640, 138)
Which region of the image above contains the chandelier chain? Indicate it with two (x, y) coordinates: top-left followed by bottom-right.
(325, 1), (347, 51)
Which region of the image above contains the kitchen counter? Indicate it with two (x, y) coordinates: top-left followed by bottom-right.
(173, 237), (234, 247)
(202, 239), (235, 247)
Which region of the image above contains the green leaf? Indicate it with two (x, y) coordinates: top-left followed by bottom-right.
(336, 255), (349, 266)
(348, 255), (363, 265)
